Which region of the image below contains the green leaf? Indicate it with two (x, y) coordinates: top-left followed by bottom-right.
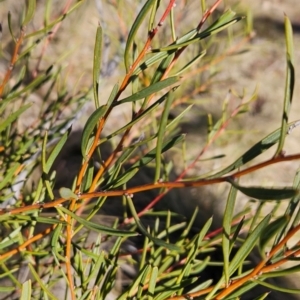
(0, 103), (31, 133)
(51, 223), (65, 262)
(107, 83), (119, 107)
(228, 179), (298, 200)
(102, 89), (173, 141)
(83, 164), (94, 192)
(0, 227), (22, 250)
(28, 264), (57, 299)
(25, 1), (84, 39)
(148, 266), (158, 299)
(20, 280), (31, 300)
(58, 206), (137, 237)
(200, 9), (238, 35)
(166, 104), (193, 132)
(81, 105), (107, 156)
(133, 51), (172, 76)
(58, 187), (78, 200)
(83, 251), (105, 285)
(154, 86), (175, 181)
(259, 216), (289, 252)
(177, 217), (212, 284)
(0, 163), (20, 190)
(124, 0), (156, 71)
(126, 195), (181, 251)
(8, 11), (16, 42)
(44, 129), (70, 173)
(173, 50), (206, 76)
(227, 281), (267, 299)
(207, 119), (300, 179)
(22, 0), (36, 26)
(5, 73), (51, 101)
(141, 52), (176, 109)
(253, 279), (300, 294)
(222, 184), (238, 285)
(117, 77), (179, 105)
(275, 16), (295, 156)
(93, 25), (103, 108)
(260, 265), (300, 278)
(111, 134), (184, 188)
(117, 264), (151, 300)
(252, 293), (270, 300)
(151, 13), (243, 52)
(229, 214), (271, 275)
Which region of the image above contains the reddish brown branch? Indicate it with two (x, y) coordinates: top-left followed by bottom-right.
(0, 26), (25, 97)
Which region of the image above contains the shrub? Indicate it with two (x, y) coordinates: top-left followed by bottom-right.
(0, 1), (299, 299)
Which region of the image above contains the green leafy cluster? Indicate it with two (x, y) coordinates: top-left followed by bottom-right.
(0, 1), (299, 300)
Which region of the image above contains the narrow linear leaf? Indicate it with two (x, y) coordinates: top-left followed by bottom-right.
(154, 86), (175, 181)
(0, 103), (31, 133)
(275, 16), (295, 156)
(226, 280), (267, 299)
(181, 206), (200, 239)
(45, 129), (71, 173)
(229, 214), (271, 275)
(0, 163), (20, 190)
(5, 73), (51, 101)
(102, 89), (172, 141)
(106, 83), (119, 107)
(51, 223), (65, 262)
(151, 11), (238, 54)
(126, 195), (181, 251)
(25, 1), (84, 39)
(253, 279), (300, 294)
(22, 0), (36, 25)
(152, 16), (243, 52)
(150, 53), (175, 90)
(93, 25), (103, 108)
(111, 134), (184, 188)
(208, 120), (300, 179)
(41, 131), (48, 174)
(148, 266), (158, 298)
(124, 0), (156, 71)
(83, 164), (94, 191)
(132, 28), (198, 77)
(259, 216), (289, 252)
(222, 185), (238, 285)
(166, 104), (193, 132)
(173, 50), (206, 76)
(9, 214), (63, 225)
(137, 264), (152, 298)
(117, 264), (150, 300)
(228, 179), (298, 200)
(83, 251), (105, 285)
(117, 77), (179, 105)
(0, 227), (22, 250)
(260, 265), (300, 278)
(178, 217), (212, 284)
(141, 52), (176, 109)
(20, 280), (31, 300)
(253, 293), (270, 300)
(133, 51), (172, 76)
(81, 105), (107, 156)
(57, 206), (137, 237)
(8, 11), (16, 42)
(154, 277), (199, 300)
(148, 0), (159, 31)
(201, 9), (238, 35)
(28, 264), (57, 300)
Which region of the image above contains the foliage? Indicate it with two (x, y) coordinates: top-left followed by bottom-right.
(0, 0), (299, 299)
